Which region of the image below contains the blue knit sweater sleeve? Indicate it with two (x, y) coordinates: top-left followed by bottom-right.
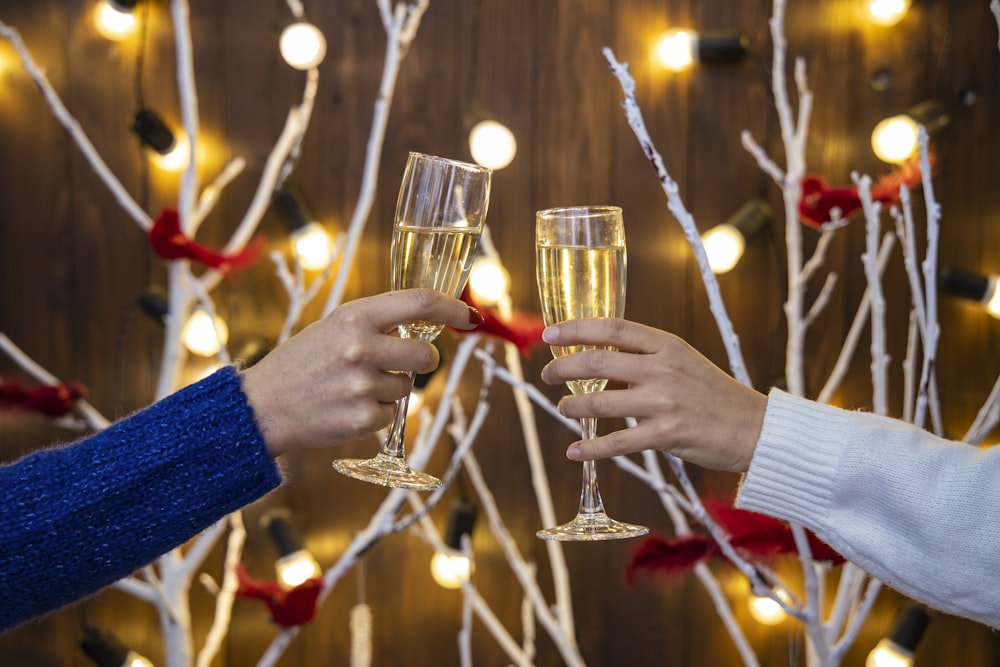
(0, 365), (282, 632)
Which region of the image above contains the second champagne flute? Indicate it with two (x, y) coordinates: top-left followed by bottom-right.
(535, 205), (649, 540)
(332, 152), (492, 490)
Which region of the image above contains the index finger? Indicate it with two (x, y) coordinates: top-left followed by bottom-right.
(542, 318), (667, 355)
(364, 288), (484, 333)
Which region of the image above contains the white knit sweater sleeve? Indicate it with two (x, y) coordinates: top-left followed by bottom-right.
(736, 388), (1000, 628)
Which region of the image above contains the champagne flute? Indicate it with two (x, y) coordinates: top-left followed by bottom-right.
(535, 205), (649, 540)
(333, 152), (492, 490)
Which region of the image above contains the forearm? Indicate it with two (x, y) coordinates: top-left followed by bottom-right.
(0, 366), (282, 632)
(737, 388), (1000, 628)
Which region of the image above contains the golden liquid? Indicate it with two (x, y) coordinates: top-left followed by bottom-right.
(392, 225), (481, 339)
(536, 243), (625, 394)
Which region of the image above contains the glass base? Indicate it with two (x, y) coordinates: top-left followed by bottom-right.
(536, 512), (649, 542)
(332, 452), (442, 491)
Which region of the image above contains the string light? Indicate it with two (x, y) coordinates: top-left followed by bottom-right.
(130, 109), (190, 172)
(654, 29), (748, 72)
(272, 188), (336, 271)
(940, 265), (1000, 319)
(263, 509), (322, 589)
(279, 22), (327, 70)
(430, 502), (476, 589)
(468, 256), (510, 305)
(866, 0), (912, 27)
(870, 100), (949, 164)
(468, 119), (517, 170)
(94, 0), (140, 42)
(701, 200), (771, 274)
(747, 587), (791, 625)
(866, 605), (932, 667)
(80, 625), (155, 667)
(181, 308), (228, 357)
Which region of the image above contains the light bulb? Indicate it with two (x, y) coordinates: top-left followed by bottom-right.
(866, 0), (911, 27)
(291, 222), (334, 270)
(94, 1), (138, 41)
(430, 550), (472, 589)
(871, 115), (919, 163)
(984, 277), (1000, 319)
(866, 639), (913, 667)
(279, 22), (327, 70)
(748, 589), (790, 625)
(181, 309), (228, 357)
(468, 256), (510, 305)
(149, 134), (190, 172)
(468, 120), (517, 169)
(275, 549), (322, 589)
(654, 29), (696, 71)
(702, 224), (745, 274)
(125, 652), (156, 667)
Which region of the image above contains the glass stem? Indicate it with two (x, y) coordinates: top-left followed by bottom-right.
(577, 417), (607, 516)
(381, 371), (415, 459)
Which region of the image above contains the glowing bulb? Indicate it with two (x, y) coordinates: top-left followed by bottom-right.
(468, 256), (510, 305)
(866, 639), (913, 667)
(181, 309), (228, 357)
(984, 277), (1000, 319)
(702, 224), (745, 274)
(149, 134), (190, 172)
(866, 0), (911, 27)
(748, 589), (791, 625)
(871, 115), (919, 163)
(275, 549), (322, 589)
(125, 652), (156, 667)
(468, 120), (517, 169)
(430, 550), (473, 589)
(655, 29), (696, 71)
(94, 1), (138, 41)
(279, 22), (327, 70)
(291, 222), (334, 270)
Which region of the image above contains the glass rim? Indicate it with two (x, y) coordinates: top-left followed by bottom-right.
(536, 204), (622, 219)
(407, 151), (493, 175)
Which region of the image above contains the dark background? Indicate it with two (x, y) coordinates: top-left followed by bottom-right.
(1, 0), (999, 664)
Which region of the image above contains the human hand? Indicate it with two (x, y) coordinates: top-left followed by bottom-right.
(539, 318), (767, 472)
(241, 289), (484, 457)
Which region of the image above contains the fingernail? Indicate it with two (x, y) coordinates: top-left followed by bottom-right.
(542, 324), (559, 344)
(468, 307), (484, 325)
(567, 445), (582, 460)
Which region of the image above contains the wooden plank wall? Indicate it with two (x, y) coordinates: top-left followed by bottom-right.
(1, 0), (999, 664)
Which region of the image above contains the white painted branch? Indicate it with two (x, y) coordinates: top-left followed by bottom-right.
(462, 450), (584, 665)
(853, 174), (889, 415)
(324, 1), (429, 316)
(603, 47), (750, 386)
(275, 68), (320, 191)
(472, 589), (532, 666)
(831, 578), (883, 660)
(917, 129), (944, 435)
(964, 372), (1000, 444)
(992, 1), (1000, 50)
(740, 131), (786, 185)
(0, 23), (151, 231)
(693, 562), (760, 667)
(192, 158), (247, 228)
(817, 235), (895, 404)
(111, 576), (158, 603)
(201, 106), (305, 294)
(0, 333), (111, 430)
(170, 0), (201, 234)
(196, 513), (246, 667)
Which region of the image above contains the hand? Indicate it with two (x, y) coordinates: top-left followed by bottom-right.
(539, 318), (767, 472)
(241, 289), (484, 457)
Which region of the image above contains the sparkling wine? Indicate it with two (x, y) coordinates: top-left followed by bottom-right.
(536, 243), (625, 394)
(391, 224), (482, 339)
